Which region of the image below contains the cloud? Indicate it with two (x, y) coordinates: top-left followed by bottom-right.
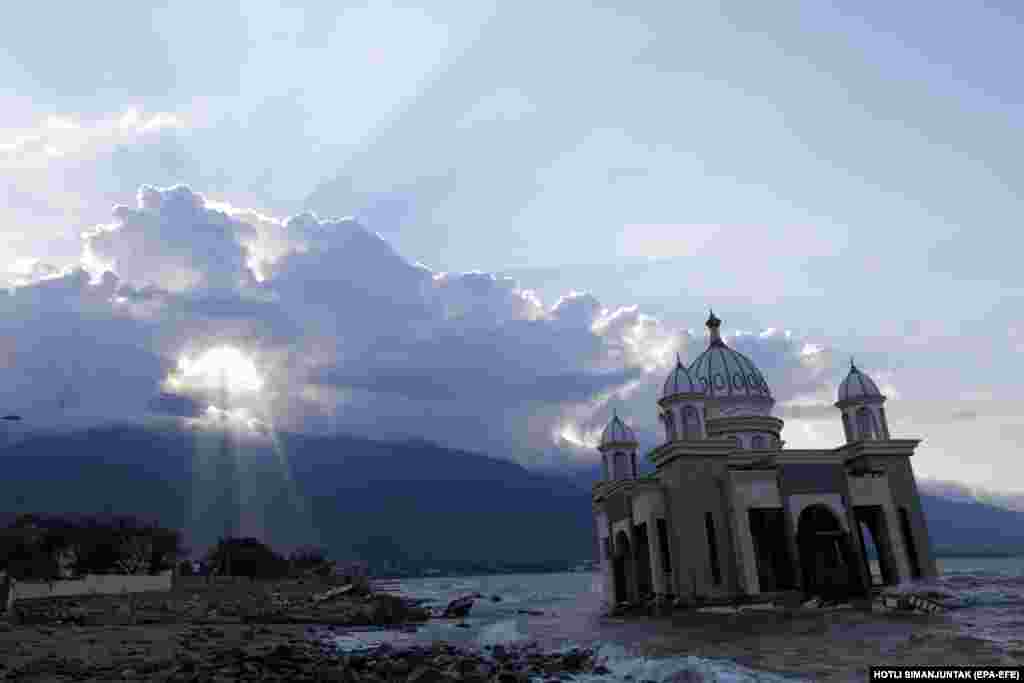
(83, 185), (255, 293)
(2, 184), (873, 468)
(0, 109), (184, 170)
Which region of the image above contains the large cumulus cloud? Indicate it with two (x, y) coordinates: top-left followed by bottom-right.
(1, 184), (862, 466)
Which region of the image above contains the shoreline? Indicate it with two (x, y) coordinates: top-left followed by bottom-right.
(600, 605), (1023, 682)
(2, 573), (1023, 682)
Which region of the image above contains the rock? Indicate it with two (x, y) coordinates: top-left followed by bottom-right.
(324, 667), (353, 683)
(271, 644), (296, 658)
(562, 650), (587, 671)
(442, 595), (476, 618)
(593, 665), (611, 675)
(491, 594), (502, 602)
(666, 671), (704, 683)
(408, 665), (446, 683)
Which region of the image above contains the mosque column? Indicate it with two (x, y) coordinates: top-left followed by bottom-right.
(647, 511), (667, 598)
(780, 492), (804, 593)
(724, 477), (758, 594)
(627, 503), (641, 602)
(606, 515), (618, 605)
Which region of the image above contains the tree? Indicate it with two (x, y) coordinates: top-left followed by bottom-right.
(0, 514), (183, 578)
(115, 535), (153, 575)
(205, 538), (289, 579)
(289, 545), (327, 568)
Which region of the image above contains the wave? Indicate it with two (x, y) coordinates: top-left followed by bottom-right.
(566, 643), (807, 683)
(886, 572), (1024, 608)
(477, 620), (528, 646)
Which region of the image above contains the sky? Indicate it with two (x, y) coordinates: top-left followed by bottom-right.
(1, 1), (1023, 493)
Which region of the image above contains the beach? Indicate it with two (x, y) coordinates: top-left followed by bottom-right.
(0, 559), (1022, 681)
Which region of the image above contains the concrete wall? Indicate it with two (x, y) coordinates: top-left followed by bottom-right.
(659, 456), (738, 599)
(726, 470), (782, 594)
(631, 488), (665, 522)
(594, 511), (613, 605)
(847, 474), (912, 582)
(11, 571), (172, 602)
(865, 455), (938, 579)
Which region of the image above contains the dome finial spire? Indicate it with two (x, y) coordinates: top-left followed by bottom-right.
(850, 356), (857, 371)
(706, 308), (723, 346)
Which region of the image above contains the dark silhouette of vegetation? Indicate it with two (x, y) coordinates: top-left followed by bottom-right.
(0, 513), (183, 580)
(205, 537), (290, 579)
(288, 545), (335, 576)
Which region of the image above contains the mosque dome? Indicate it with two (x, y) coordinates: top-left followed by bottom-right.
(688, 311), (772, 401)
(837, 361), (883, 403)
(662, 355), (700, 399)
(599, 414), (637, 448)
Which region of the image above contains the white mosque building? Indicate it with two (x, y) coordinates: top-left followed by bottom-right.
(592, 311), (937, 605)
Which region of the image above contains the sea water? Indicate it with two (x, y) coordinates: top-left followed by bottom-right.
(329, 557), (1024, 681)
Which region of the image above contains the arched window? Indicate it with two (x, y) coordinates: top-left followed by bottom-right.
(663, 412), (677, 441)
(751, 435), (765, 450)
(613, 452), (631, 479)
(856, 407), (875, 440)
(682, 405), (701, 440)
(878, 407), (890, 439)
(841, 412), (853, 442)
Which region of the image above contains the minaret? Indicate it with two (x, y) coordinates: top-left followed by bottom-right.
(659, 353), (706, 442)
(598, 412), (640, 481)
(836, 358), (890, 442)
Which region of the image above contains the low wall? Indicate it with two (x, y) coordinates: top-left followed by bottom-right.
(10, 571), (173, 603)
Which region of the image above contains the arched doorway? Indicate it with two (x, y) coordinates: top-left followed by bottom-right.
(613, 531), (633, 604)
(634, 523), (654, 599)
(797, 505), (860, 600)
(855, 506), (898, 586)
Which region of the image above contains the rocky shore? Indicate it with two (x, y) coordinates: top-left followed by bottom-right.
(0, 579), (610, 682)
(0, 618), (601, 682)
(7, 579), (433, 628)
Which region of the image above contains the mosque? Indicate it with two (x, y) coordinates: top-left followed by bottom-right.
(592, 311), (937, 606)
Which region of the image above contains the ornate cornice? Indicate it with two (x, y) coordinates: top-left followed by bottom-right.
(835, 395), (887, 410)
(657, 392), (706, 408)
(647, 439), (735, 469)
(596, 440), (638, 453)
(839, 438), (921, 461)
(592, 476), (661, 502)
(705, 414), (784, 433)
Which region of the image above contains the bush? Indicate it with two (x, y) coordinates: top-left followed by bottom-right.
(206, 537), (289, 579)
(289, 545), (334, 576)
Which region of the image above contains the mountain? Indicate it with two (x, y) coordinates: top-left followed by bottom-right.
(0, 423), (595, 570)
(920, 495), (1024, 556)
(2, 423), (1023, 571)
